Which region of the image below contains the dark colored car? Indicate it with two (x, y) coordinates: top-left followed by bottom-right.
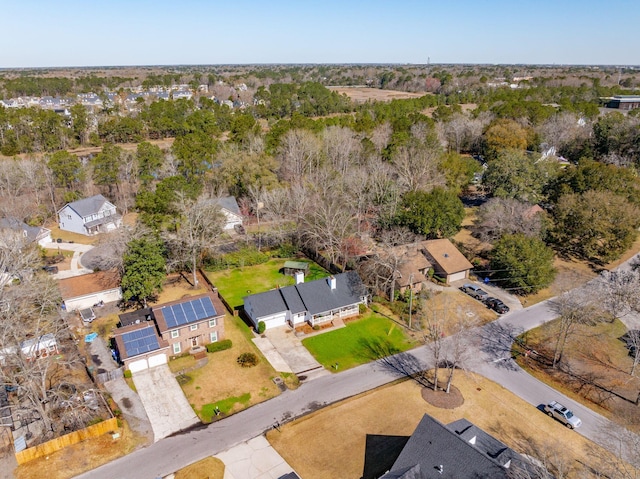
(42, 265), (59, 274)
(485, 297), (510, 314)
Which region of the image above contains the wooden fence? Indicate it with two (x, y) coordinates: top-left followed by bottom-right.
(15, 417), (118, 465)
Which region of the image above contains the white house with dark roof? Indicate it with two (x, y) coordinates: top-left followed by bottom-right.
(58, 194), (122, 236)
(215, 196), (243, 230)
(243, 271), (368, 330)
(0, 218), (51, 247)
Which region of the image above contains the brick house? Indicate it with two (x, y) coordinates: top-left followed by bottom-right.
(114, 292), (226, 372)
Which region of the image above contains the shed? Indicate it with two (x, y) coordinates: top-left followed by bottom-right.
(283, 261), (309, 276)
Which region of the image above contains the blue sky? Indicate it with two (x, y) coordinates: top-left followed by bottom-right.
(2, 0), (639, 67)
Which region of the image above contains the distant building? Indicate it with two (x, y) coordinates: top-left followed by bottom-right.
(605, 95), (640, 110)
(0, 218), (51, 247)
(58, 194), (121, 236)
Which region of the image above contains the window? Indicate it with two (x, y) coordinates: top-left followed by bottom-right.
(190, 324), (198, 331)
(208, 318), (217, 328)
(210, 331), (218, 343)
(67, 214), (72, 220)
(173, 342), (181, 354)
(170, 330), (179, 339)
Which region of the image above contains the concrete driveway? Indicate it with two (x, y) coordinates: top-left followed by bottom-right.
(260, 327), (328, 378)
(215, 435), (299, 479)
(132, 365), (199, 442)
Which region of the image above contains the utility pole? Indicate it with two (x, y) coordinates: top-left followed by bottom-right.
(408, 273), (414, 330)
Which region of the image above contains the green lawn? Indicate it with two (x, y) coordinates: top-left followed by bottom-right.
(205, 259), (329, 309)
(302, 312), (417, 371)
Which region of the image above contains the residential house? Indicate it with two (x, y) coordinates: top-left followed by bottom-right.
(58, 270), (122, 311)
(243, 271), (368, 330)
(389, 244), (432, 295)
(212, 196), (243, 231)
(113, 322), (170, 373)
(114, 292), (226, 372)
(58, 194), (122, 236)
(369, 414), (532, 479)
(421, 239), (473, 285)
(20, 334), (59, 361)
(152, 293), (226, 356)
(0, 218), (51, 247)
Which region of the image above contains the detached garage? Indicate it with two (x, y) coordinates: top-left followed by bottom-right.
(421, 239), (473, 285)
(113, 322), (169, 373)
(59, 270), (122, 311)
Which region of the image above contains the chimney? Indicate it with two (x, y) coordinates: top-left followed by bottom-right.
(328, 275), (336, 290)
(295, 271), (304, 285)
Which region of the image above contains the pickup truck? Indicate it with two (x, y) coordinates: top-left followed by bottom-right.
(460, 284), (489, 301)
(544, 401), (582, 429)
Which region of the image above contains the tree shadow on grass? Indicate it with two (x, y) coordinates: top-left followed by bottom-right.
(356, 337), (430, 386)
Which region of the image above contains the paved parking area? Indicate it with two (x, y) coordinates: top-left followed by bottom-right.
(132, 365), (199, 442)
(215, 435), (299, 479)
(263, 328), (326, 376)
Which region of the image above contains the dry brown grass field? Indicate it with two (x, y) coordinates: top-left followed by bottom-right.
(267, 374), (629, 479)
(327, 86), (428, 103)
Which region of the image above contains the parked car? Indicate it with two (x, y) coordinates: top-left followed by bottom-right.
(544, 401), (582, 429)
(42, 265), (58, 274)
(485, 297), (510, 314)
(460, 284), (489, 301)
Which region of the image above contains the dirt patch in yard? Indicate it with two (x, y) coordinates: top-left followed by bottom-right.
(267, 374), (622, 479)
(14, 421), (147, 479)
(327, 87), (428, 103)
(421, 385), (464, 409)
(419, 290), (497, 334)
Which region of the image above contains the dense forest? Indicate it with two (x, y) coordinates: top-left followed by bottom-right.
(0, 64), (639, 295)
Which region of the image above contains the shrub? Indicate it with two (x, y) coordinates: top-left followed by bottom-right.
(204, 246), (269, 271)
(257, 321), (266, 334)
(237, 352), (259, 367)
(272, 243), (298, 258)
(358, 303), (367, 314)
(206, 339), (232, 353)
(123, 370), (132, 378)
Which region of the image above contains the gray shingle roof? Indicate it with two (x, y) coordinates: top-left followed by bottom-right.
(382, 415), (516, 478)
(216, 196), (241, 215)
(244, 272), (367, 320)
(296, 272), (366, 316)
(65, 194), (112, 217)
(0, 218), (49, 243)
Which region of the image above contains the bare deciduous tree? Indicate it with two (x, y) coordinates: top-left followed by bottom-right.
(165, 193), (226, 287)
(550, 290), (602, 369)
(278, 129), (322, 184)
(473, 197), (545, 243)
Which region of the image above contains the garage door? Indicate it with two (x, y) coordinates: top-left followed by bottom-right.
(148, 353), (167, 368)
(260, 313), (287, 330)
(129, 358), (148, 373)
(448, 271), (468, 283)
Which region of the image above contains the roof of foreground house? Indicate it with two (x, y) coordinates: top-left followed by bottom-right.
(381, 415), (526, 479)
(58, 270), (121, 300)
(152, 293), (225, 333)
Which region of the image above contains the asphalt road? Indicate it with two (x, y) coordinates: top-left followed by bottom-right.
(78, 263), (640, 479)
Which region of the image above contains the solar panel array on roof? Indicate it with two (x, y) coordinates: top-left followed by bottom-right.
(122, 327), (160, 356)
(162, 296), (217, 329)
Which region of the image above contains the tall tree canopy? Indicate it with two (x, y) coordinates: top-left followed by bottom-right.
(396, 188), (465, 239)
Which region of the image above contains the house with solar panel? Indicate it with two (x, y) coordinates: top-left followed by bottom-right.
(58, 194), (122, 236)
(243, 271), (368, 331)
(114, 292), (226, 372)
